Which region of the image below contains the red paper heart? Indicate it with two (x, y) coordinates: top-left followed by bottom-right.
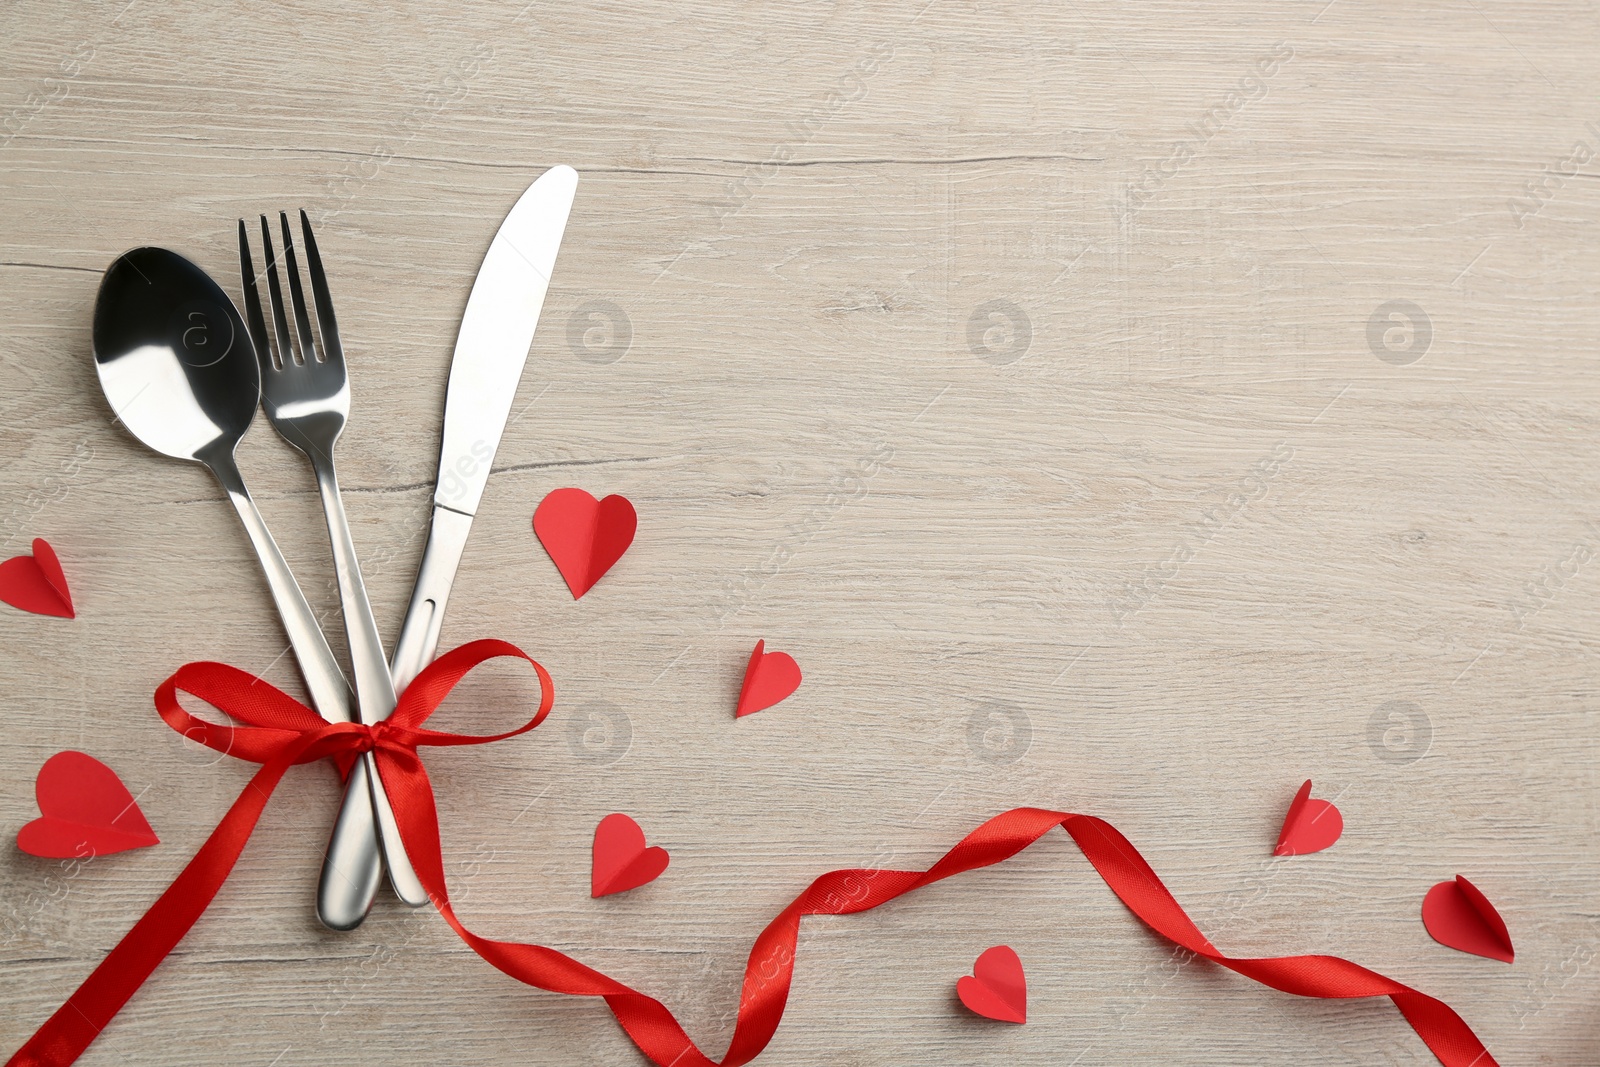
(0, 538), (74, 618)
(956, 945), (1027, 1024)
(734, 640), (802, 718)
(591, 813), (669, 897)
(1422, 875), (1514, 963)
(1272, 779), (1343, 856)
(533, 489), (637, 599)
(17, 751), (158, 858)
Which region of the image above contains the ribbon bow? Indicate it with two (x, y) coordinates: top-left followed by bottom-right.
(9, 640), (1497, 1067)
(9, 639), (553, 1067)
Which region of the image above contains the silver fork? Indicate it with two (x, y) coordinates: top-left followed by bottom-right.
(239, 211), (429, 927)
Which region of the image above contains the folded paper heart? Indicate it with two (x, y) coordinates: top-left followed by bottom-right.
(1272, 780), (1343, 857)
(533, 488), (637, 599)
(956, 945), (1027, 1023)
(1421, 876), (1514, 963)
(0, 538), (74, 618)
(735, 640), (802, 718)
(592, 813), (670, 897)
(17, 751), (158, 858)
(7, 640), (1501, 1067)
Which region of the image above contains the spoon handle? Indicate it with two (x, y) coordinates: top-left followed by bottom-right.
(207, 453), (390, 928)
(211, 456), (352, 720)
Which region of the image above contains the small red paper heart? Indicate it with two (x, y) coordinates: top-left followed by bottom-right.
(956, 945), (1027, 1024)
(734, 640), (802, 718)
(591, 813), (669, 897)
(1272, 780), (1343, 856)
(0, 538), (74, 618)
(17, 752), (158, 858)
(533, 489), (637, 599)
(1422, 875), (1514, 963)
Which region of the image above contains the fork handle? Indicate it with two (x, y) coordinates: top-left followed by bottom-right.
(312, 457), (430, 911)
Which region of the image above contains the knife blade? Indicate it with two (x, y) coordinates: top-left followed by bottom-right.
(389, 164), (578, 693)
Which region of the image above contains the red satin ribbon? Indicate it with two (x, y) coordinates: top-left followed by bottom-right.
(7, 640), (1498, 1067)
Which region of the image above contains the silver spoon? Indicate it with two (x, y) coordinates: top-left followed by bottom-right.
(91, 248), (383, 927)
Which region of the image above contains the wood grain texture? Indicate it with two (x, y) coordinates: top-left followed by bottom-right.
(2, 0), (1598, 1063)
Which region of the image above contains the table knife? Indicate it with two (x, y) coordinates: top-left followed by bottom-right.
(391, 163), (578, 690)
(318, 165), (579, 921)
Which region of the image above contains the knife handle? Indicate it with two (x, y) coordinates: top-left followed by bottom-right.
(390, 506), (475, 696)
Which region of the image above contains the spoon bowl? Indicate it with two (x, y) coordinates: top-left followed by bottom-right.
(92, 246), (259, 465)
(90, 242), (368, 932)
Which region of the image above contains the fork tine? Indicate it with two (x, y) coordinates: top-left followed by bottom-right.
(238, 219), (276, 370)
(259, 215), (298, 366)
(299, 210), (343, 366)
(278, 212), (320, 364)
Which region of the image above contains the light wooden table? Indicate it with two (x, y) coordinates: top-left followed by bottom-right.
(2, 2), (1596, 1063)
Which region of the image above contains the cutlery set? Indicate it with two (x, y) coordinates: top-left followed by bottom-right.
(26, 163), (1512, 1067)
(90, 164), (579, 930)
